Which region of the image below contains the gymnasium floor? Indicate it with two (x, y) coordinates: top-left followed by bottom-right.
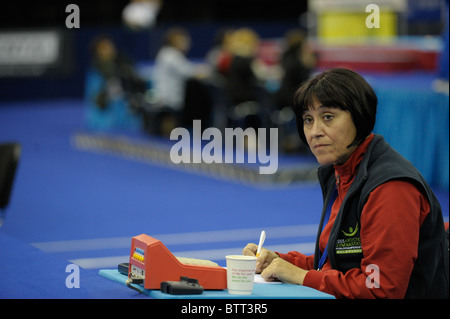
(0, 97), (448, 273)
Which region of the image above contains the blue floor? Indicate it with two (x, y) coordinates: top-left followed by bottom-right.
(0, 98), (448, 271)
(0, 99), (322, 269)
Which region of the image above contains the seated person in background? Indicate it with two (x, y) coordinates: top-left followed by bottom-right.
(151, 27), (212, 136)
(272, 29), (317, 153)
(206, 28), (234, 78)
(274, 28), (316, 111)
(84, 35), (145, 132)
(224, 28), (272, 130)
(225, 27), (262, 107)
(152, 28), (193, 136)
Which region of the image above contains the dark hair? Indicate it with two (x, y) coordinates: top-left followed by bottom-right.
(162, 27), (190, 46)
(293, 68), (377, 148)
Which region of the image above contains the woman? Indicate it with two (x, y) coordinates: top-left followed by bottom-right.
(243, 68), (448, 298)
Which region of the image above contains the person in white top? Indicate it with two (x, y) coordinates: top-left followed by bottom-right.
(153, 27), (194, 112)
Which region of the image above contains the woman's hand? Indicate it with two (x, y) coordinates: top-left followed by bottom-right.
(260, 258), (308, 285)
(243, 243), (308, 285)
(242, 243), (280, 273)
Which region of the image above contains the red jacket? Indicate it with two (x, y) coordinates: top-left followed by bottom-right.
(277, 134), (431, 298)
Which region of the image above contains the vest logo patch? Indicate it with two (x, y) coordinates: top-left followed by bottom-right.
(342, 222), (359, 237)
(336, 223), (362, 254)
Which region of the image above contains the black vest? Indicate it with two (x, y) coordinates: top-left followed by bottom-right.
(315, 135), (449, 298)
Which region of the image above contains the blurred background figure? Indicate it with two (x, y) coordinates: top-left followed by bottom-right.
(272, 29), (317, 153)
(122, 0), (163, 31)
(274, 29), (317, 111)
(149, 27), (211, 136)
(204, 28), (235, 131)
(150, 27), (193, 136)
(226, 28), (262, 107)
(206, 28), (234, 79)
(225, 28), (272, 131)
(84, 35), (147, 132)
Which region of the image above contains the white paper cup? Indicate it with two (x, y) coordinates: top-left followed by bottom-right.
(225, 255), (257, 295)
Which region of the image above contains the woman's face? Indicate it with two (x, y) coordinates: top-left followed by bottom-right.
(302, 98), (358, 166)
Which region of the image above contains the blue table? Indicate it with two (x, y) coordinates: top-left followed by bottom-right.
(98, 269), (335, 299)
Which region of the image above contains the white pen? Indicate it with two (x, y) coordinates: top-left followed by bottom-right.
(256, 230), (266, 257)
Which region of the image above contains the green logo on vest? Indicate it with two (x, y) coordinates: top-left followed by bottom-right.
(341, 222), (359, 237)
(336, 223), (362, 255)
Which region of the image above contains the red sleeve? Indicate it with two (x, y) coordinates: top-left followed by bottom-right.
(276, 251), (315, 270)
(302, 180), (430, 298)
